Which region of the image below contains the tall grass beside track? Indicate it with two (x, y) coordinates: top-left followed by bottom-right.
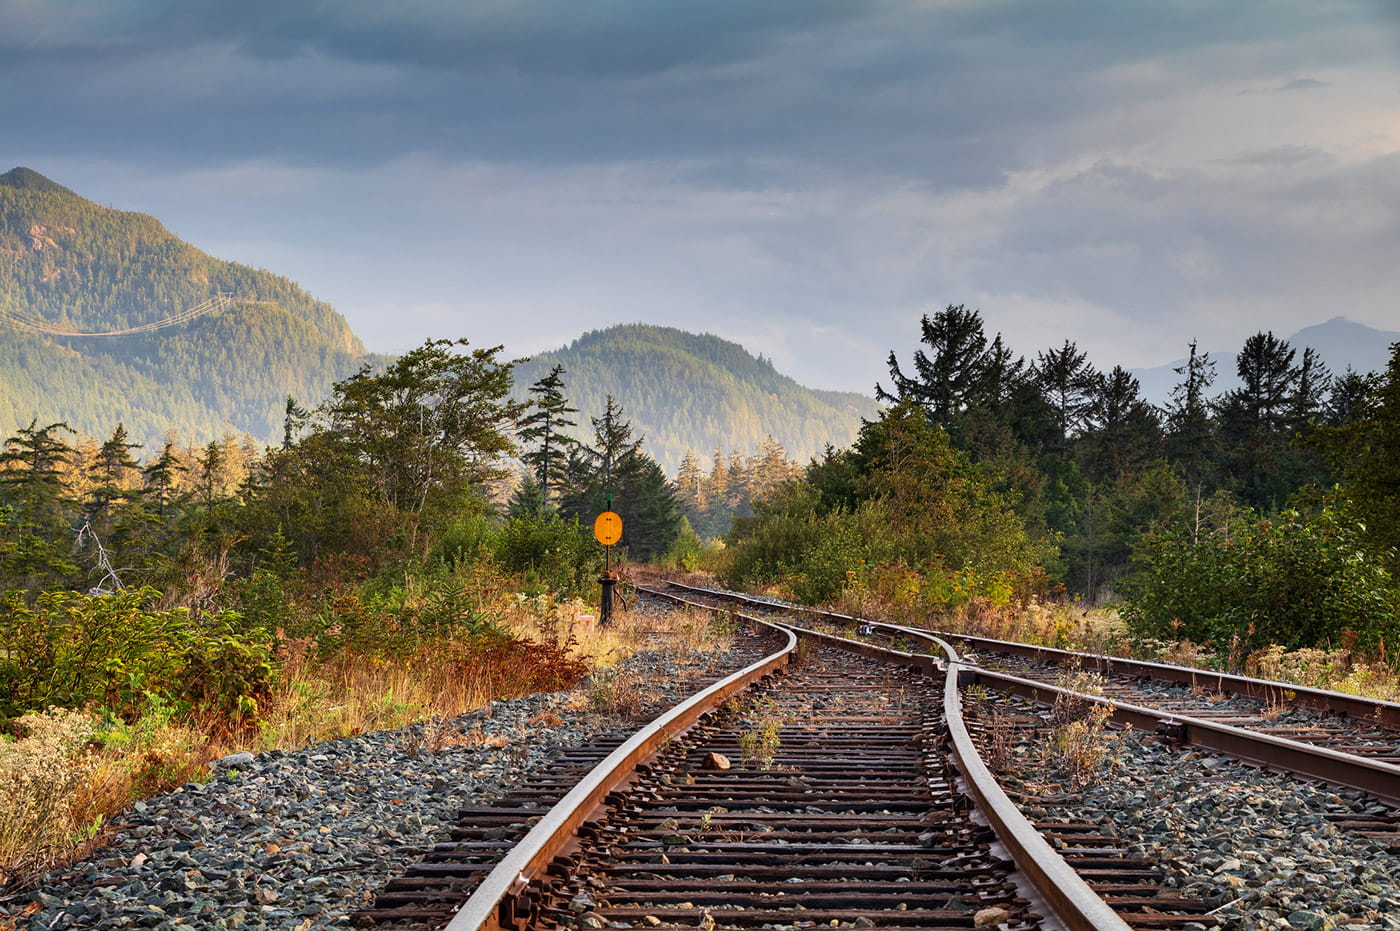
(0, 589), (729, 894)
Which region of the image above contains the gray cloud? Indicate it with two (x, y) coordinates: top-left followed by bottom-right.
(3, 0), (1399, 396)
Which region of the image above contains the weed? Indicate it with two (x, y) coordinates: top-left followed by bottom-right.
(0, 709), (100, 888)
(1044, 670), (1114, 787)
(1048, 705), (1114, 786)
(963, 685), (1018, 771)
(584, 666), (648, 719)
(399, 715), (472, 757)
(737, 700), (785, 770)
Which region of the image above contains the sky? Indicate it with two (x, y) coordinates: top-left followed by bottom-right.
(5, 0), (1400, 395)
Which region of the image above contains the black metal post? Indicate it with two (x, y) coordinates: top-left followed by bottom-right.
(599, 573), (617, 626)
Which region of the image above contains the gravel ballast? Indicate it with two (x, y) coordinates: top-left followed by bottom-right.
(2, 640), (760, 930)
(986, 711), (1400, 931)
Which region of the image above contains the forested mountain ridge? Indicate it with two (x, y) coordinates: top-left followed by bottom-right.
(512, 324), (881, 473)
(0, 167), (374, 448)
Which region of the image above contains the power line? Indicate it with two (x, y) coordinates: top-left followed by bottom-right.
(0, 292), (270, 337)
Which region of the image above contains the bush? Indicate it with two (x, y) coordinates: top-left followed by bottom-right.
(1123, 504), (1400, 657)
(494, 512), (601, 599)
(0, 709), (100, 887)
(0, 587), (273, 726)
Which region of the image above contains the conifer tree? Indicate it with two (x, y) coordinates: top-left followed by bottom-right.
(517, 364), (579, 502)
(1337, 342), (1400, 574)
(1033, 340), (1097, 452)
(1162, 339), (1217, 486)
(558, 396), (682, 559)
(1079, 367), (1161, 479)
(142, 440), (188, 518)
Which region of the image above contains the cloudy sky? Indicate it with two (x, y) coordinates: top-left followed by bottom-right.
(6, 0), (1400, 393)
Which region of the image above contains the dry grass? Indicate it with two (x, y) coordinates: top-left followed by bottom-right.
(833, 582), (1400, 706)
(0, 710), (102, 888)
(1, 588), (736, 892)
(583, 665), (649, 718)
(1043, 671), (1115, 787)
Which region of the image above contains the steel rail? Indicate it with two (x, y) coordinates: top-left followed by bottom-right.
(925, 631), (1400, 729)
(663, 582), (1400, 807)
(664, 581), (1400, 729)
(966, 665), (1400, 808)
(441, 614), (797, 931)
(643, 584), (1136, 931)
(934, 636), (1133, 931)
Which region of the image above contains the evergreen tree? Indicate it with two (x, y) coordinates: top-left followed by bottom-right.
(196, 440), (226, 505)
(1033, 340), (1097, 452)
(1289, 347), (1332, 431)
(675, 450), (708, 531)
(1079, 367), (1161, 479)
(558, 397), (683, 560)
(1216, 332), (1305, 509)
(1218, 331), (1297, 437)
(0, 420), (75, 532)
(282, 396), (310, 450)
(1326, 368), (1379, 427)
(517, 364), (579, 502)
(141, 440), (187, 518)
(879, 305), (998, 431)
(1336, 342), (1400, 574)
(508, 475), (549, 518)
(0, 420), (78, 589)
(1162, 340), (1217, 487)
(83, 423), (144, 556)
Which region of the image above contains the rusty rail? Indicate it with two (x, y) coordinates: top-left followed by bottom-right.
(440, 615), (797, 931)
(647, 585), (1137, 931)
(966, 665), (1400, 808)
(662, 581), (1400, 728)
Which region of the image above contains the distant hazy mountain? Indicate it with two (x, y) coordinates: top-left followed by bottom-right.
(514, 324), (880, 473)
(0, 167), (375, 449)
(1131, 317), (1400, 405)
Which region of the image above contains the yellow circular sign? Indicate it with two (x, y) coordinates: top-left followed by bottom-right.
(593, 511), (623, 546)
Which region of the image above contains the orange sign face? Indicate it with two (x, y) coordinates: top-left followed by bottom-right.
(593, 511), (623, 546)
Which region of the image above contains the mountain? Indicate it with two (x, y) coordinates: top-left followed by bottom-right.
(513, 324), (880, 473)
(0, 167), (375, 450)
(1131, 317), (1400, 405)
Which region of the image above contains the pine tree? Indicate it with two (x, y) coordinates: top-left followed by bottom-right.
(0, 420), (78, 589)
(517, 364), (579, 502)
(1162, 339), (1217, 486)
(142, 440), (187, 518)
(675, 450), (707, 521)
(1290, 347), (1332, 431)
(557, 397), (683, 559)
(1079, 367), (1161, 479)
(1218, 332), (1297, 436)
(878, 304), (993, 426)
(1033, 340), (1097, 452)
(1338, 342), (1400, 574)
(508, 475), (549, 518)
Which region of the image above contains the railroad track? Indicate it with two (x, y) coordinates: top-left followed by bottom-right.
(358, 589), (1223, 931)
(660, 582), (1400, 807)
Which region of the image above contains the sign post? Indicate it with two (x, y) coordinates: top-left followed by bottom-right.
(593, 503), (623, 625)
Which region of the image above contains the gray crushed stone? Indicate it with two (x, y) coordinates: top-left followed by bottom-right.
(2, 642), (758, 930)
(999, 726), (1400, 931)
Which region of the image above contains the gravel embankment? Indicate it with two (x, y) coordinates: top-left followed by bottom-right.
(2, 641), (760, 931)
(993, 723), (1400, 931)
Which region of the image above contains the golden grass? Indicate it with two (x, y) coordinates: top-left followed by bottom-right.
(0, 590), (735, 892)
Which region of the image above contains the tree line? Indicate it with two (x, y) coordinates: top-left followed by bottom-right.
(724, 304), (1400, 657)
(0, 344), (691, 604)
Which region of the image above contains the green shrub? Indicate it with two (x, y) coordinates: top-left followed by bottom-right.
(429, 513), (498, 569)
(494, 512), (600, 598)
(1123, 503), (1400, 657)
(0, 587), (273, 726)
